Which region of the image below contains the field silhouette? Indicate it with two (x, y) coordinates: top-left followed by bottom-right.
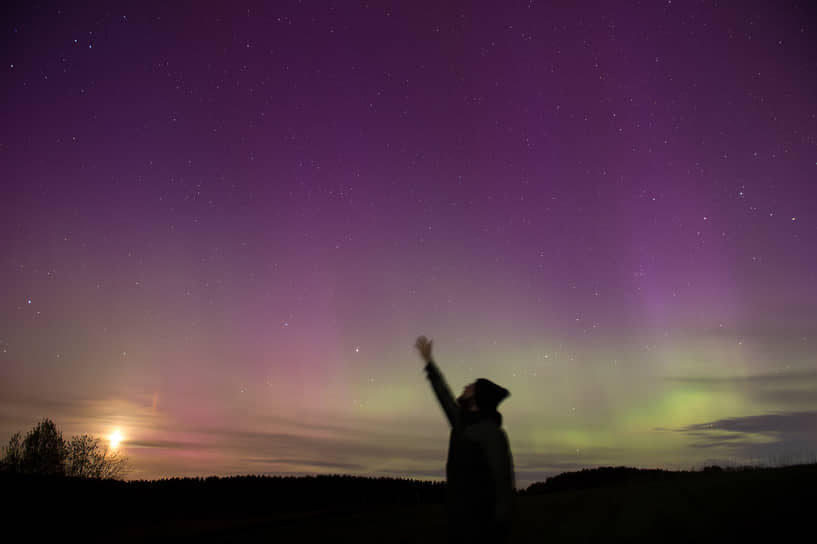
(5, 463), (814, 542)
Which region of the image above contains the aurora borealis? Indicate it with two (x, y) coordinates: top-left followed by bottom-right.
(1, 1), (816, 487)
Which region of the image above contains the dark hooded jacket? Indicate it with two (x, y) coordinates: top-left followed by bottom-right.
(424, 360), (515, 543)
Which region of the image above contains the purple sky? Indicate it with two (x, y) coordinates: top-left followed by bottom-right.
(2, 1), (816, 486)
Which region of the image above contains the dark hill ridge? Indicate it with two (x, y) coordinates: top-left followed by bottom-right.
(520, 464), (768, 494)
(516, 463), (816, 542)
(4, 463), (816, 542)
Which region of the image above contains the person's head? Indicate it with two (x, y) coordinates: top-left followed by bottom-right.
(458, 379), (511, 412)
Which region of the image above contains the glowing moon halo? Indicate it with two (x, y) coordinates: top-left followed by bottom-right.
(109, 429), (123, 449)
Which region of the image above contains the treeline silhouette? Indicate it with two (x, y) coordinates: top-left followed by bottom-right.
(5, 463), (817, 542)
(2, 418), (130, 478)
(2, 471), (446, 519)
(137, 473), (446, 511)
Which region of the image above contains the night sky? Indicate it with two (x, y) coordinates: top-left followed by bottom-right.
(2, 1), (816, 486)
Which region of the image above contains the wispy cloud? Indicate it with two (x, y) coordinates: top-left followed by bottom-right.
(242, 457), (367, 471)
(682, 411), (817, 435)
(675, 411), (817, 459)
(124, 438), (209, 450)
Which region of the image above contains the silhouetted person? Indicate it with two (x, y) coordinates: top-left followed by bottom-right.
(415, 335), (515, 544)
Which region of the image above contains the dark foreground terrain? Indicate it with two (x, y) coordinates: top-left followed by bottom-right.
(5, 463), (815, 542)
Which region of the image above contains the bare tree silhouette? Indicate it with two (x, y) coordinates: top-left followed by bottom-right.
(66, 434), (131, 479)
(2, 418), (131, 479)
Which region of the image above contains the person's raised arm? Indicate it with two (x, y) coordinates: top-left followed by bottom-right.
(415, 335), (460, 427)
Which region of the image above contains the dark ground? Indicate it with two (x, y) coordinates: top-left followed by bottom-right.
(6, 463), (815, 542)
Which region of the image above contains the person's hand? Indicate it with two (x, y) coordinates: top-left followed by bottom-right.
(415, 335), (433, 363)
